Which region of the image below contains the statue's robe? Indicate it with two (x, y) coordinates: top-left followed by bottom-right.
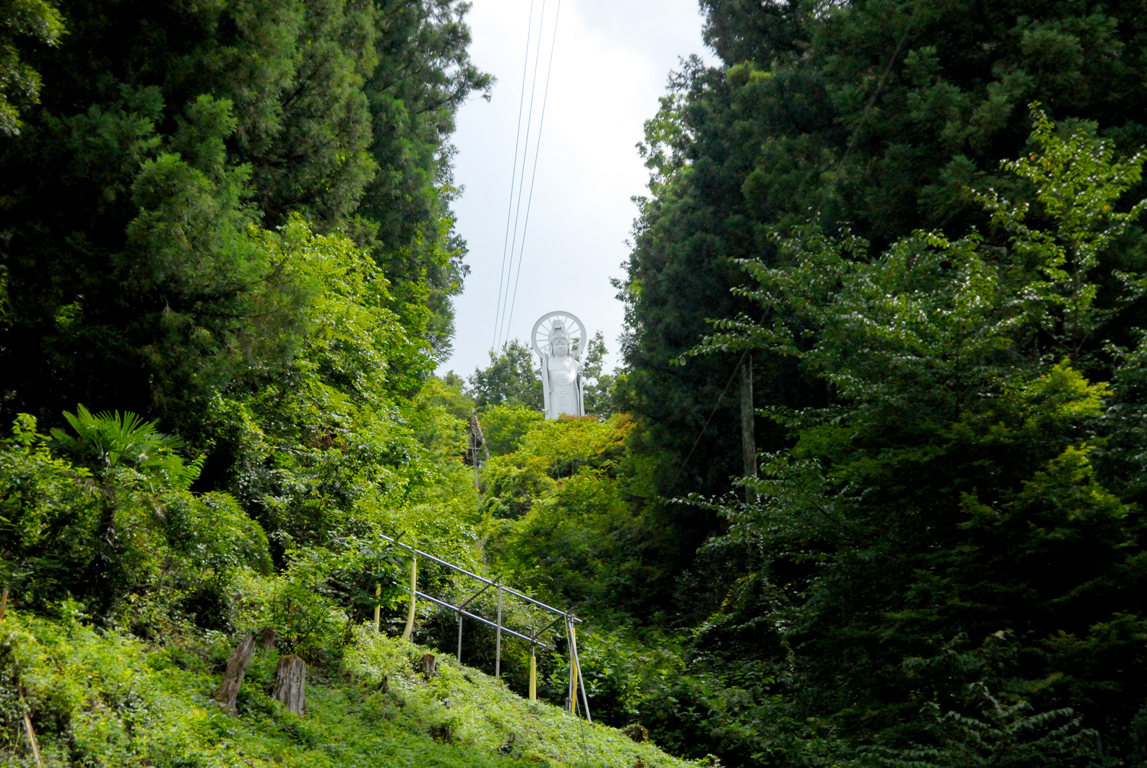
(543, 355), (583, 419)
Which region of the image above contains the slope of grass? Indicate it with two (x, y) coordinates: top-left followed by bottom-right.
(0, 609), (698, 767)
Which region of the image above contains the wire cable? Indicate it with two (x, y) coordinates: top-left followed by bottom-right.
(501, 0), (563, 345)
(666, 351), (749, 496)
(491, 0), (538, 352)
(496, 0), (551, 350)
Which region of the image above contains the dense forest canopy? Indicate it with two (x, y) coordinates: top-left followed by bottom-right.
(621, 0), (1147, 507)
(606, 0), (1147, 764)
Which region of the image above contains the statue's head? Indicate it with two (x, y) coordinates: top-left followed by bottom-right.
(549, 322), (571, 357)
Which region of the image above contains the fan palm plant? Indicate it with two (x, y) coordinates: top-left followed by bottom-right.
(50, 405), (201, 488)
(48, 405), (203, 612)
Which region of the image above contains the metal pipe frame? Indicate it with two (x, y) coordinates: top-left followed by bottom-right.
(495, 582), (503, 679)
(456, 581), (493, 663)
(385, 533), (592, 720)
(536, 614), (565, 637)
(572, 625), (592, 723)
(459, 582), (494, 610)
(379, 533), (582, 622)
(416, 591), (547, 648)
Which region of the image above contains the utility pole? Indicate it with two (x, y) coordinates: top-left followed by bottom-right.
(469, 411), (489, 490)
(740, 354), (756, 502)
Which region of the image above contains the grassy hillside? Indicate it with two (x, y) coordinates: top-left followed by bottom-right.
(0, 609), (697, 767)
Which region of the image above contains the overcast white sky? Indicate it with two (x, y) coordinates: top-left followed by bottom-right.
(439, 0), (708, 379)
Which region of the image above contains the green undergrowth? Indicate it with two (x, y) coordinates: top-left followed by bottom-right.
(1, 610), (697, 768)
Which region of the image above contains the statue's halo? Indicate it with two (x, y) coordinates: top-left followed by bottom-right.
(531, 311), (586, 361)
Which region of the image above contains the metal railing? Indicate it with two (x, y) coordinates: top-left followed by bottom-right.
(379, 532), (591, 720)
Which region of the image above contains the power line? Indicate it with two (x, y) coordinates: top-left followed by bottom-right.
(666, 351), (749, 496)
(501, 0), (563, 346)
(496, 0), (551, 350)
(491, 0), (538, 352)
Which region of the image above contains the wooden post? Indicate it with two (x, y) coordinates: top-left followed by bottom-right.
(272, 655), (307, 715)
(22, 708), (43, 767)
(373, 582), (381, 633)
(740, 354), (756, 502)
(0, 585), (8, 623)
(16, 677), (43, 767)
(529, 643), (537, 701)
(470, 411), (481, 489)
(214, 634), (256, 714)
(469, 412), (489, 490)
(401, 555), (417, 642)
(457, 609), (463, 663)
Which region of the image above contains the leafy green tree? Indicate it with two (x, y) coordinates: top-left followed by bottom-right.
(620, 0), (1147, 516)
(0, 0), (63, 135)
(0, 0), (355, 431)
(480, 413), (670, 617)
(200, 220), (430, 558)
(2, 411), (269, 620)
(357, 0), (493, 360)
(581, 331), (617, 417)
(479, 404), (543, 456)
(467, 340), (543, 410)
(687, 112), (1147, 763)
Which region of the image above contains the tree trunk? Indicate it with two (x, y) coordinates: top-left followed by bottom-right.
(273, 655), (307, 715)
(740, 354), (756, 502)
(214, 634), (256, 714)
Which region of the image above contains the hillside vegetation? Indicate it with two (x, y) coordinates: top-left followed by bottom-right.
(7, 0), (1147, 767)
(1, 609), (691, 767)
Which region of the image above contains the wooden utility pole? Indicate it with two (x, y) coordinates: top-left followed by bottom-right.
(469, 411), (489, 489)
(740, 355), (756, 502)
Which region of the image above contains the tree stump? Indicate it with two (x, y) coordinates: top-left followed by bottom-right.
(621, 723), (649, 743)
(421, 653), (437, 680)
(273, 655), (307, 715)
(214, 634), (256, 714)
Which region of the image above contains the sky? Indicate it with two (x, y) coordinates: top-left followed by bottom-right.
(439, 0), (709, 379)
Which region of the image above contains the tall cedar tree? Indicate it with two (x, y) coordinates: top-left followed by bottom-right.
(0, 0), (489, 436)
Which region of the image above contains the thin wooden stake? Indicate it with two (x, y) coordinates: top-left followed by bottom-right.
(373, 582), (381, 633)
(22, 711), (42, 767)
(529, 643), (537, 701)
(401, 555), (417, 642)
(17, 681), (43, 767)
(571, 623), (592, 723)
(457, 610), (463, 663)
(0, 585), (8, 623)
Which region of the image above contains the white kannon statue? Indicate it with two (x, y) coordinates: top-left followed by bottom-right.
(532, 312), (585, 420)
